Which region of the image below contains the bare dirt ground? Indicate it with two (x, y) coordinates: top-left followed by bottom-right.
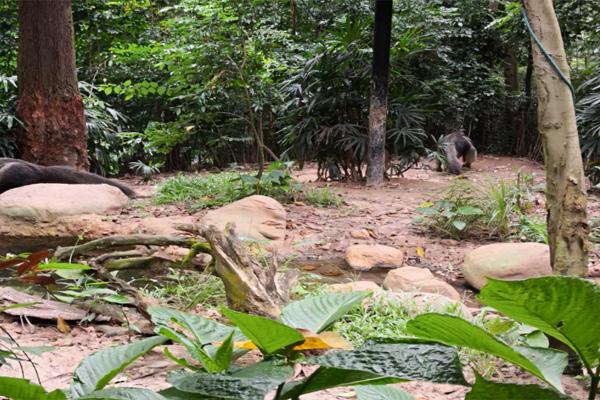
(1, 155), (598, 399)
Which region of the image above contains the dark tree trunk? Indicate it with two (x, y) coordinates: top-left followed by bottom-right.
(365, 0), (392, 187)
(17, 0), (88, 169)
(503, 48), (526, 155)
(291, 0), (297, 36)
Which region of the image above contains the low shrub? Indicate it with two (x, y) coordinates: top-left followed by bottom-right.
(304, 185), (343, 207)
(415, 172), (540, 240)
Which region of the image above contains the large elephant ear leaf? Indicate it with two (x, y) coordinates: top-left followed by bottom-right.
(71, 336), (167, 398)
(406, 314), (565, 392)
(355, 385), (415, 399)
(479, 277), (600, 369)
(79, 387), (167, 399)
(280, 291), (371, 333)
(466, 373), (573, 400)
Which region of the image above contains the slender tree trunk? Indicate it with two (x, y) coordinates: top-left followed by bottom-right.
(290, 0), (297, 36)
(504, 48), (526, 155)
(520, 49), (535, 156)
(17, 0), (88, 169)
(365, 0), (392, 186)
(523, 0), (588, 276)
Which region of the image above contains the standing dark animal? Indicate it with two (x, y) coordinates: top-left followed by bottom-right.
(0, 158), (136, 197)
(436, 130), (477, 175)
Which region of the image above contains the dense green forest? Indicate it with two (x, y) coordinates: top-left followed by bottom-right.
(1, 1), (600, 399)
(1, 0), (598, 178)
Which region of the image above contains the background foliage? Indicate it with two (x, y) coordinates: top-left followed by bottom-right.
(0, 0), (598, 177)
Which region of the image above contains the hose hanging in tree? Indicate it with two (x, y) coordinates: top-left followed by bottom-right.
(521, 6), (576, 106)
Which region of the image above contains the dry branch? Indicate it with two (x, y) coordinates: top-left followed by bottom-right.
(54, 235), (197, 260)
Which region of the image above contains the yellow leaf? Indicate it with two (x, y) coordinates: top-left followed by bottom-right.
(419, 201), (434, 208)
(217, 330), (353, 351)
(293, 330), (353, 351)
(416, 246), (426, 257)
(56, 316), (70, 333)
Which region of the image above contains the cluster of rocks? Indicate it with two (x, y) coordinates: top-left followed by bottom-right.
(337, 240), (558, 314)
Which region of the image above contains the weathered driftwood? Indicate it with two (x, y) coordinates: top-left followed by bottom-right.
(198, 224), (293, 318)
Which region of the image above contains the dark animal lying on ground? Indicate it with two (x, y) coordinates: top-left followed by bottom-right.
(436, 130), (477, 175)
(0, 158), (136, 197)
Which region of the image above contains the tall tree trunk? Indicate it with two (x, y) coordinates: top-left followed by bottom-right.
(520, 49), (536, 156)
(523, 0), (588, 276)
(503, 48), (526, 155)
(17, 0), (88, 169)
(290, 0), (297, 36)
(365, 0), (392, 187)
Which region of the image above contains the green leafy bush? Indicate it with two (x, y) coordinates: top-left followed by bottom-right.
(155, 162), (302, 210)
(416, 174), (540, 240)
(304, 185), (343, 207)
(415, 179), (487, 239)
(513, 215), (548, 243)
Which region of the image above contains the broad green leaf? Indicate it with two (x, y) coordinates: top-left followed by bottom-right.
(479, 277), (600, 369)
(221, 308), (304, 354)
(355, 385), (415, 400)
(416, 207), (438, 215)
(278, 367), (399, 399)
(514, 346), (567, 390)
(0, 377), (67, 400)
(524, 331), (549, 348)
(167, 361), (293, 400)
(406, 314), (564, 391)
(37, 262), (91, 271)
(452, 220), (467, 231)
(159, 387), (217, 399)
(280, 291), (371, 333)
(71, 336), (168, 397)
(456, 206), (483, 216)
(310, 342), (466, 384)
(79, 388), (167, 399)
(149, 306), (244, 343)
(465, 373), (572, 400)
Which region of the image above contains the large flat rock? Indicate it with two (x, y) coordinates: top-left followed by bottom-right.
(0, 183), (129, 221)
(462, 242), (552, 289)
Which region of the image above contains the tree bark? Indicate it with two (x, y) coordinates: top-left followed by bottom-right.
(365, 0), (393, 187)
(16, 0), (88, 169)
(523, 0), (589, 276)
(503, 48), (526, 156)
